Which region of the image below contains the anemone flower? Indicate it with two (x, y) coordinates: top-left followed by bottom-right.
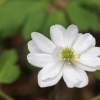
(27, 24), (100, 88)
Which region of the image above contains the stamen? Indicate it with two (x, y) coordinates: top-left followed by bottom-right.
(61, 47), (74, 61)
(60, 46), (81, 64)
(78, 54), (81, 59)
(64, 58), (66, 60)
(68, 62), (71, 64)
(71, 58), (77, 63)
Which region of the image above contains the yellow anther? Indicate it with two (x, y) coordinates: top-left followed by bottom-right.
(71, 58), (77, 63)
(78, 54), (81, 59)
(68, 62), (71, 64)
(73, 56), (75, 58)
(64, 58), (66, 60)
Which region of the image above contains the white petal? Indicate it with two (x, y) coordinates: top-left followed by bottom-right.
(74, 67), (88, 88)
(39, 61), (64, 80)
(77, 33), (96, 48)
(27, 53), (55, 68)
(53, 46), (63, 61)
(50, 25), (65, 46)
(77, 33), (83, 39)
(63, 63), (81, 88)
(78, 56), (100, 67)
(64, 24), (78, 46)
(74, 62), (96, 72)
(73, 33), (95, 54)
(31, 32), (56, 54)
(82, 47), (100, 57)
(28, 40), (42, 53)
(91, 36), (96, 47)
(38, 69), (63, 87)
(95, 66), (100, 70)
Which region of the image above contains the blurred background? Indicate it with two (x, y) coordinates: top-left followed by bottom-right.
(0, 0), (100, 100)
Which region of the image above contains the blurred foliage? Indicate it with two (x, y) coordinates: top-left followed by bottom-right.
(66, 0), (100, 31)
(41, 10), (68, 38)
(0, 0), (100, 41)
(0, 0), (100, 83)
(0, 50), (20, 84)
(95, 70), (100, 80)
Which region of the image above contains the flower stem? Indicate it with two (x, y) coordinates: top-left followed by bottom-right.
(0, 90), (14, 100)
(51, 81), (60, 100)
(91, 95), (100, 100)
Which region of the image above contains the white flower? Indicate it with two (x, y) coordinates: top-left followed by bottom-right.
(27, 24), (100, 88)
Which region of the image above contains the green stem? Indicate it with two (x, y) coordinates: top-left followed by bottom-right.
(91, 95), (100, 100)
(51, 81), (60, 100)
(0, 90), (14, 100)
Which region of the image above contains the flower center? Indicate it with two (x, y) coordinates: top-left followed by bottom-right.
(60, 47), (81, 64)
(61, 47), (74, 61)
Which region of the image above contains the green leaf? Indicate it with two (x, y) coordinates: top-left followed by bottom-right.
(89, 12), (100, 32)
(82, 0), (100, 10)
(0, 50), (21, 84)
(66, 1), (100, 32)
(41, 10), (68, 38)
(94, 70), (100, 80)
(0, 1), (47, 41)
(0, 1), (31, 40)
(66, 2), (90, 31)
(0, 0), (7, 4)
(22, 2), (47, 40)
(0, 65), (20, 83)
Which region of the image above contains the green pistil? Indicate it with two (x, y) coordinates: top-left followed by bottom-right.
(61, 47), (74, 61)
